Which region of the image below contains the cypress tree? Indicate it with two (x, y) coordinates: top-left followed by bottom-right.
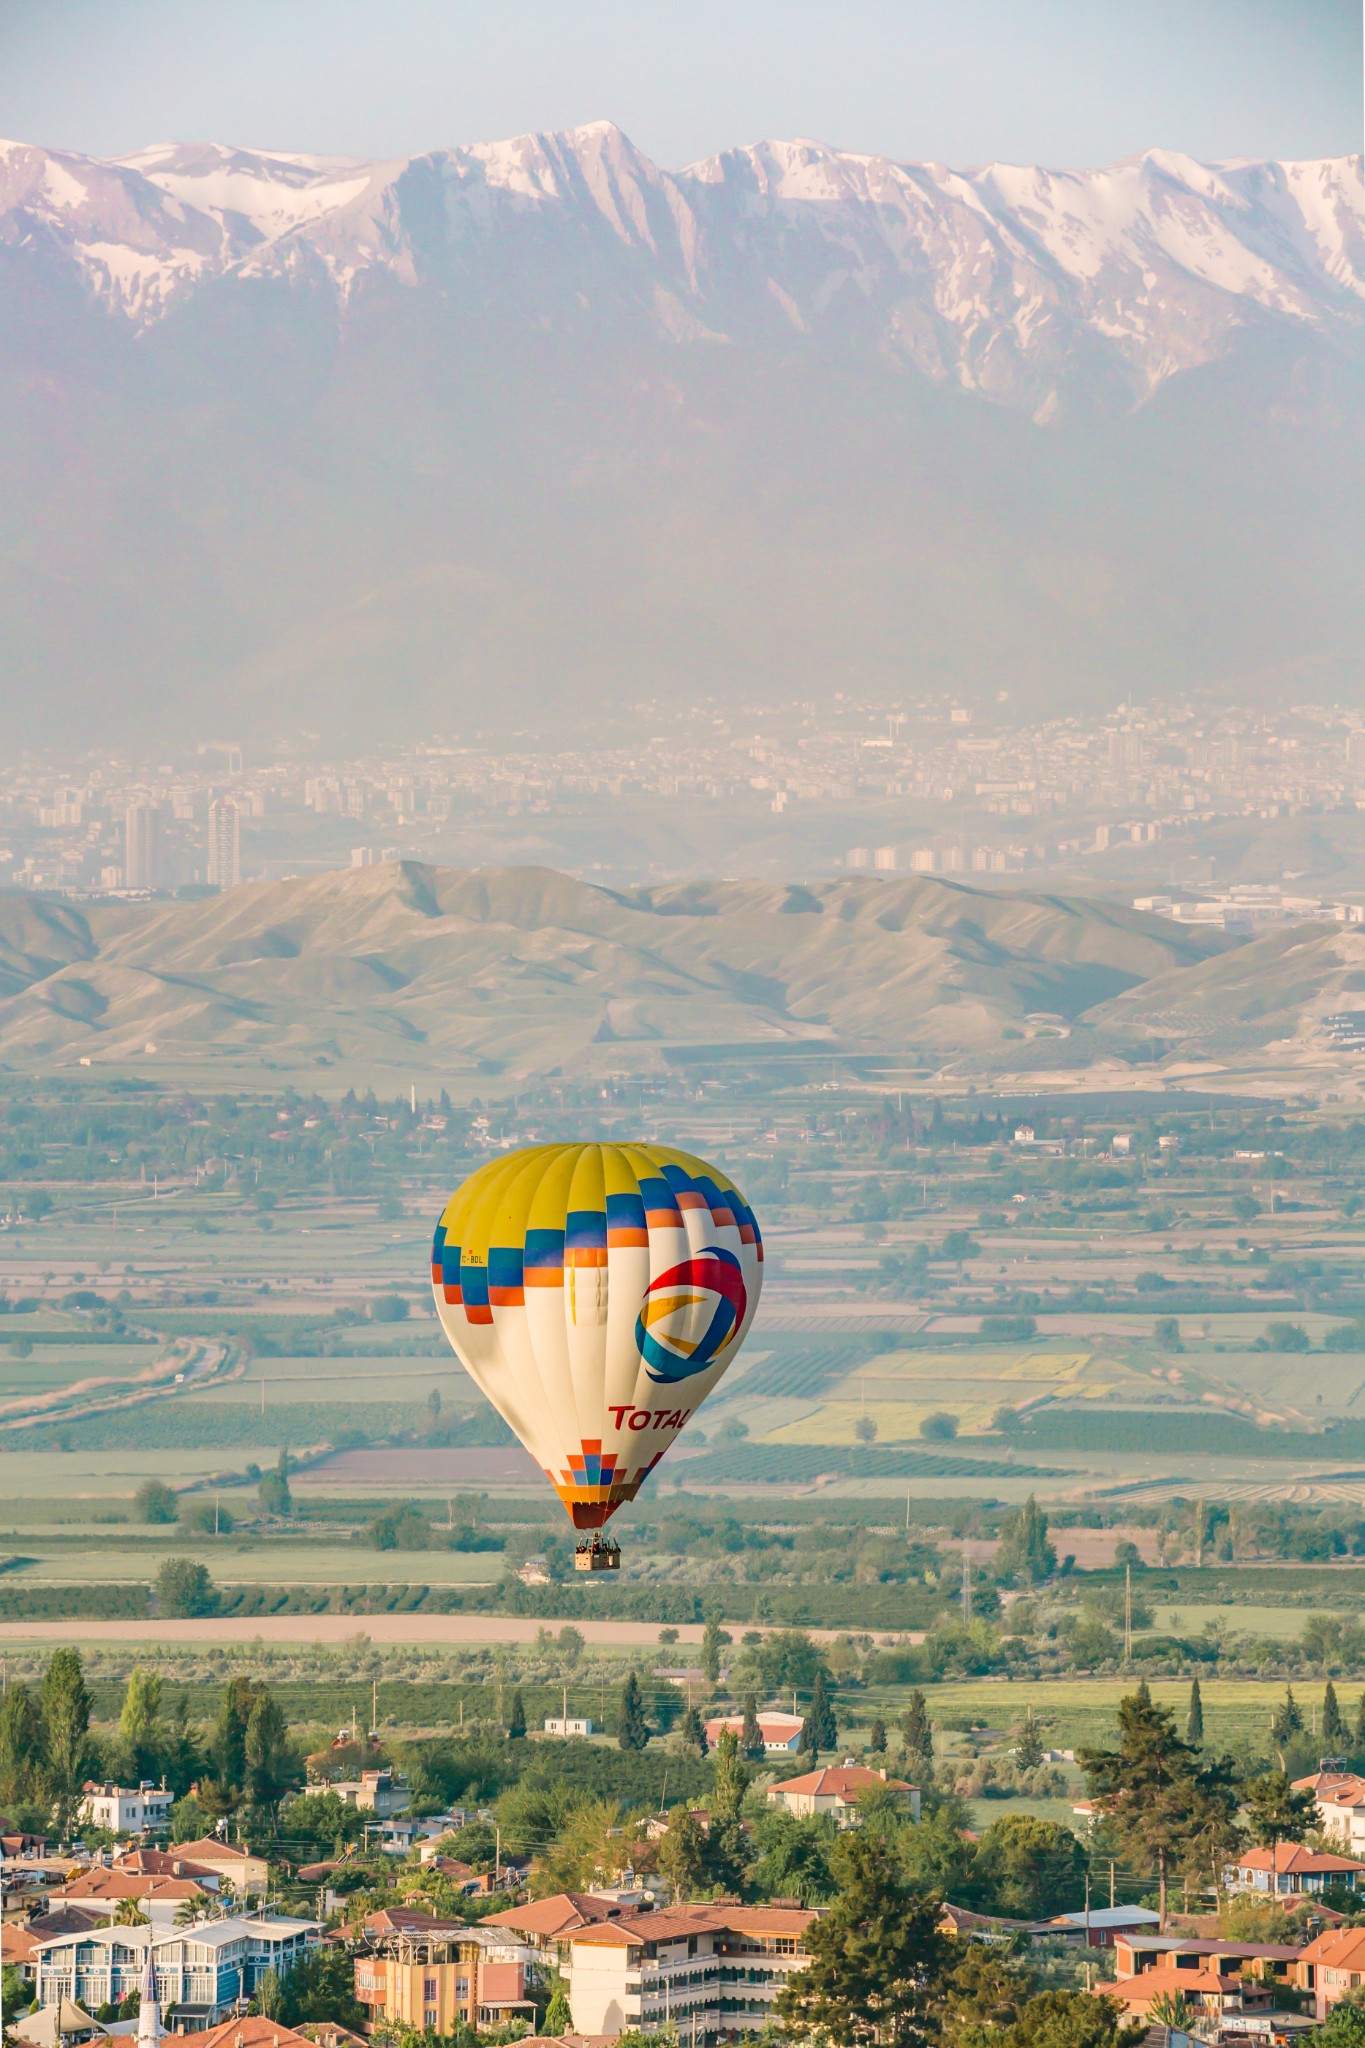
(0, 1681), (42, 1809)
(506, 1687), (527, 1741)
(679, 1705), (708, 1759)
(41, 1649), (92, 1838)
(900, 1689), (933, 1769)
(800, 1671), (837, 1760)
(617, 1670), (650, 1752)
(1323, 1680), (1347, 1752)
(1186, 1677), (1204, 1748)
(740, 1693), (766, 1763)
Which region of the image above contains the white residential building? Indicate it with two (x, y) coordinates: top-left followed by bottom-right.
(80, 1785), (174, 1835)
(564, 1905), (815, 2040)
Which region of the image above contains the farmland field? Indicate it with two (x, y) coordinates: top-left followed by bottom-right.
(0, 1540), (507, 1585)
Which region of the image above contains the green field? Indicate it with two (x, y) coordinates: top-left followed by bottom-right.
(1, 1540), (507, 1585)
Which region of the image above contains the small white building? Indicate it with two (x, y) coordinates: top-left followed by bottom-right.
(80, 1786), (173, 1836)
(543, 1716), (594, 1738)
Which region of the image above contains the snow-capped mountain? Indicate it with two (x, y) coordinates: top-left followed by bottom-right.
(2, 121), (1361, 411)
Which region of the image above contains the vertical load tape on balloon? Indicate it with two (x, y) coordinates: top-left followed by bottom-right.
(431, 1142), (762, 1528)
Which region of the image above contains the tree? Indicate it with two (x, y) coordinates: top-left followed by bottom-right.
(113, 1898), (149, 1926)
(973, 1815), (1087, 1921)
(751, 1808), (839, 1904)
(156, 1556), (218, 1618)
(119, 1669), (164, 1782)
(1147, 1990), (1193, 2032)
(274, 1945), (366, 2029)
(799, 1671), (837, 1761)
(209, 1676), (258, 1804)
(855, 1414), (879, 1445)
(775, 1829), (945, 2048)
(700, 1618), (730, 1685)
(1320, 1997), (1365, 2047)
(41, 1648), (92, 1838)
(920, 1411), (959, 1441)
(985, 1989), (1146, 2048)
(712, 1727), (749, 1822)
(657, 1803), (707, 1903)
(740, 1694), (766, 1763)
(1324, 1680), (1348, 1752)
(543, 1981), (572, 2035)
(869, 1718), (888, 1756)
(677, 1705), (708, 1759)
(0, 1680), (43, 1808)
(617, 1671), (650, 1752)
(1356, 1689), (1365, 1755)
(994, 1497), (1057, 1585)
(506, 1687), (527, 1741)
(1013, 1713), (1045, 1772)
(1079, 1687), (1237, 1922)
(1153, 1316), (1183, 1352)
(1243, 1770), (1316, 1849)
(1186, 1676), (1204, 1748)
(244, 1688), (295, 1819)
(258, 1448), (293, 1517)
(1272, 1684), (1304, 1762)
(370, 1293), (410, 1322)
(134, 1479), (178, 1524)
(902, 1690), (934, 1770)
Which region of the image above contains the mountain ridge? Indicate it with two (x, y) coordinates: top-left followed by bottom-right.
(0, 862), (1231, 1084)
(3, 124), (1361, 410)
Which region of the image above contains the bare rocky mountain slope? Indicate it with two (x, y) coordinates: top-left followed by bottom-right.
(0, 863), (1229, 1081)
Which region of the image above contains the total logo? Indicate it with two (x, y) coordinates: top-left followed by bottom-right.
(635, 1248), (748, 1384)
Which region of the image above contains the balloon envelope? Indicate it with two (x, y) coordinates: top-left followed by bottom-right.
(431, 1142), (763, 1526)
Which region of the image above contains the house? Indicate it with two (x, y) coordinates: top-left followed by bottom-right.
(51, 1870), (213, 1926)
(326, 1769), (410, 1819)
(161, 1839), (269, 1898)
(33, 1915), (321, 2029)
(111, 1851), (220, 1888)
(1103, 1963), (1266, 2026)
(1115, 1934), (1302, 1998)
(1293, 1771), (1365, 1854)
(482, 1893), (644, 1964)
(766, 1765), (920, 1826)
(163, 2022), (318, 2048)
(1293, 1924), (1365, 2020)
(1229, 1842), (1365, 1896)
(80, 1787), (174, 1836)
(543, 1717), (595, 1738)
(703, 1712), (804, 1755)
(1028, 1905), (1161, 1949)
(354, 1916), (535, 2032)
(563, 1905), (816, 2040)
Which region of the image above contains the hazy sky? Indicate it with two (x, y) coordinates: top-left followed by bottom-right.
(0, 0), (1359, 167)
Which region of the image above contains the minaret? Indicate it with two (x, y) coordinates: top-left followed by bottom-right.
(137, 1937), (163, 2048)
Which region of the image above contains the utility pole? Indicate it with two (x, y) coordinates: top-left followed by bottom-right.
(563, 1683), (568, 1737)
(962, 1539), (972, 1628)
(1109, 1860), (1115, 1909)
(1124, 1564), (1133, 1667)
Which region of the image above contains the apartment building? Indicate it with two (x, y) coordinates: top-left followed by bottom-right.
(564, 1904), (816, 2041)
(1294, 1925), (1365, 2021)
(80, 1785), (174, 1835)
(34, 1916), (320, 2028)
(354, 1915), (534, 2033)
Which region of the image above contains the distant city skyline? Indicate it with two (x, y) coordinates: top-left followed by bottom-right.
(0, 0), (1358, 169)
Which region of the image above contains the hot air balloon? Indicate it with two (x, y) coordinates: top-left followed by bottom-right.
(431, 1142), (763, 1568)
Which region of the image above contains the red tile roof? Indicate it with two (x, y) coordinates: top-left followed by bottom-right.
(770, 1766), (913, 1798)
(483, 1894), (627, 1940)
(1238, 1843), (1365, 1876)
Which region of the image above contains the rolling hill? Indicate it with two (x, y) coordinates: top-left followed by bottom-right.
(0, 863), (1230, 1084)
